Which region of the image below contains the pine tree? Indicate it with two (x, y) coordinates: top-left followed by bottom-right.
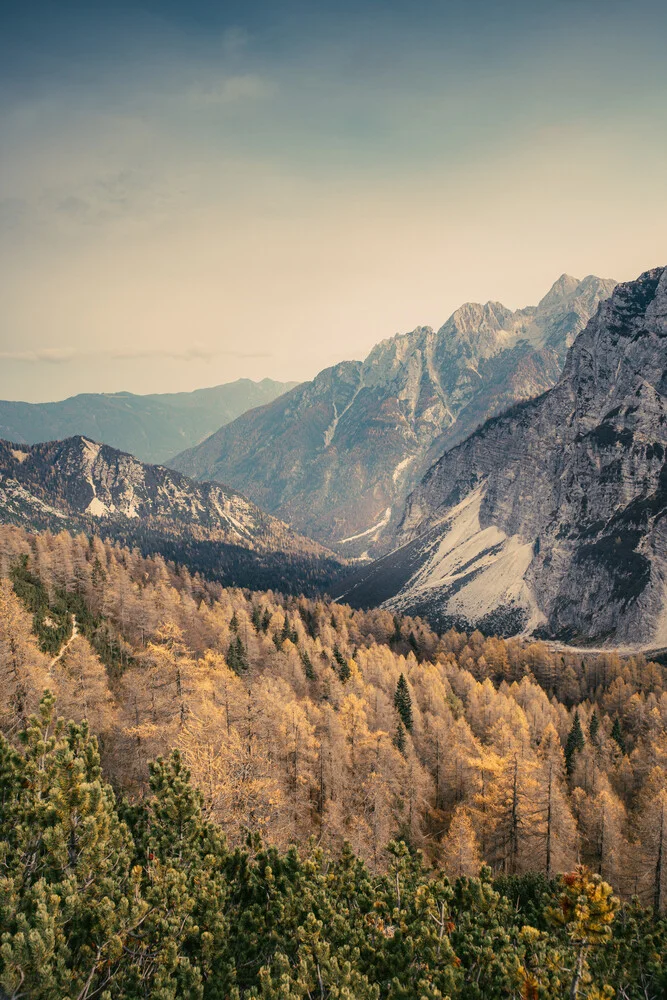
(589, 709), (600, 745)
(393, 719), (407, 755)
(0, 694), (152, 1000)
(300, 649), (315, 681)
(394, 673), (413, 731)
(230, 611), (239, 632)
(611, 717), (626, 754)
(545, 866), (619, 999)
(333, 644), (350, 682)
(228, 635), (248, 674)
(565, 710), (585, 775)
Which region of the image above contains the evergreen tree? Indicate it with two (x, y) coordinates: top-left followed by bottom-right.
(565, 710), (585, 774)
(394, 673), (413, 731)
(393, 719), (407, 755)
(0, 694), (152, 1000)
(281, 617), (297, 644)
(589, 709), (600, 745)
(545, 866), (619, 999)
(300, 649), (315, 681)
(611, 717), (626, 754)
(230, 611), (239, 632)
(332, 644), (350, 682)
(227, 635), (248, 674)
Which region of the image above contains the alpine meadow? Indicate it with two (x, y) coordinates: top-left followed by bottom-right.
(2, 1), (667, 998)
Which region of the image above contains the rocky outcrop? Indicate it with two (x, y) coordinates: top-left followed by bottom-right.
(339, 267), (667, 648)
(0, 436), (342, 593)
(171, 275), (616, 556)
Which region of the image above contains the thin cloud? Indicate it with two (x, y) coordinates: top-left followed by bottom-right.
(0, 346), (272, 364)
(0, 348), (76, 364)
(110, 346), (272, 361)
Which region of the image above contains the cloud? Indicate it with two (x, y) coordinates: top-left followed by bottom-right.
(0, 348), (76, 363)
(0, 345), (272, 364)
(110, 345), (272, 362)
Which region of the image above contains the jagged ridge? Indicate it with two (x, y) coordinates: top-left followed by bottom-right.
(171, 275), (616, 556)
(0, 436), (344, 594)
(340, 267), (667, 648)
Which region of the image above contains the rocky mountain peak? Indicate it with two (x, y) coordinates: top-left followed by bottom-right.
(340, 265), (667, 647)
(171, 272), (616, 560)
(537, 273), (582, 310)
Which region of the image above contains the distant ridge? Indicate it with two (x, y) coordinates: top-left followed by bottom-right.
(0, 378), (298, 464)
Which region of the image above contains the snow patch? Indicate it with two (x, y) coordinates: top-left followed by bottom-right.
(324, 403), (339, 447)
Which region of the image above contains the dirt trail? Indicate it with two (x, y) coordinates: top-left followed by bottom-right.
(50, 615), (78, 668)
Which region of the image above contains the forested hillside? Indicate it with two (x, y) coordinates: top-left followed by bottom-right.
(1, 526), (666, 998)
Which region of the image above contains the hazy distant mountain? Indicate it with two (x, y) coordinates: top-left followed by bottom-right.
(171, 275), (616, 556)
(0, 378), (298, 464)
(340, 267), (667, 647)
(0, 435), (342, 594)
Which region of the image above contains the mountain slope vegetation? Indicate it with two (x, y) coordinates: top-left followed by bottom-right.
(1, 525), (666, 998)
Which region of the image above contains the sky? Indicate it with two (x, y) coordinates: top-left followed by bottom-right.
(1, 0), (666, 402)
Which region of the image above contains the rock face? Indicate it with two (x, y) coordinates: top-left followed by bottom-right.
(0, 436), (342, 594)
(339, 267), (667, 648)
(171, 276), (615, 556)
(0, 378), (298, 465)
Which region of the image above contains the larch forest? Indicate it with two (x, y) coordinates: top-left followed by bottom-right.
(0, 526), (665, 999)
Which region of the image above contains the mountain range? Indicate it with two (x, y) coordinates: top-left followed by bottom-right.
(0, 436), (342, 594)
(171, 275), (616, 557)
(6, 268), (667, 648)
(0, 378), (297, 465)
(340, 266), (667, 648)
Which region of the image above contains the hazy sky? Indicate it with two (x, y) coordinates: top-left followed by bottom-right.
(1, 0), (666, 402)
